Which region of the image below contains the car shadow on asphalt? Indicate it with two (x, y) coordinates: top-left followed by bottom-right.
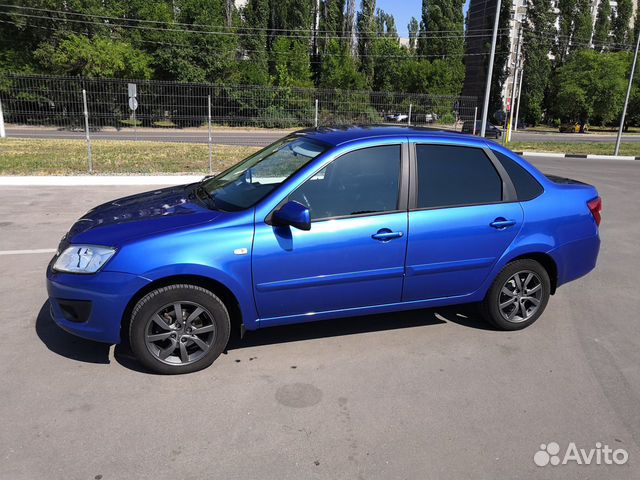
(35, 302), (111, 364)
(225, 305), (495, 351)
(35, 301), (495, 373)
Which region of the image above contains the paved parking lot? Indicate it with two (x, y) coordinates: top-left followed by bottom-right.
(1, 156), (639, 479)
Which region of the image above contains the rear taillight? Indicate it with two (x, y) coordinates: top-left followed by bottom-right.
(587, 196), (602, 226)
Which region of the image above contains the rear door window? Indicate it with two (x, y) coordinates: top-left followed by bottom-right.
(415, 144), (503, 209)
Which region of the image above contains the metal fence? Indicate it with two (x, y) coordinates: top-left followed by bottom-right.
(1, 74), (477, 137)
(0, 74), (478, 173)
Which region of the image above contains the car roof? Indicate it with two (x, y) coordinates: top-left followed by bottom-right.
(294, 125), (483, 147)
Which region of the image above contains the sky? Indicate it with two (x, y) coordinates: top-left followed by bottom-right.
(372, 0), (471, 37)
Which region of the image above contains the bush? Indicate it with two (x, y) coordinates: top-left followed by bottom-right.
(119, 119), (142, 127)
(152, 120), (177, 128)
(258, 106), (300, 129)
(437, 112), (456, 125)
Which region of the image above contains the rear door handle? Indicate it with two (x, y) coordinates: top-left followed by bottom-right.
(490, 218), (516, 229)
(371, 228), (404, 241)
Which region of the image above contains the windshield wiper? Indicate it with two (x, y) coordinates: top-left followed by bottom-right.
(192, 184), (217, 210)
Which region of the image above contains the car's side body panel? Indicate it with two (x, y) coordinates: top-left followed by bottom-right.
(251, 137), (411, 324)
(45, 127), (601, 345)
(253, 212), (408, 320)
(404, 203), (524, 300)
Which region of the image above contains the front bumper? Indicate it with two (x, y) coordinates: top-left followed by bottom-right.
(47, 264), (150, 344)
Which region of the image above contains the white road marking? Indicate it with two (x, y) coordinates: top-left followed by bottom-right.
(0, 248), (56, 256)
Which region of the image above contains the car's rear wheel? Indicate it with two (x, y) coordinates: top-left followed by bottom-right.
(129, 284), (230, 374)
(480, 259), (550, 330)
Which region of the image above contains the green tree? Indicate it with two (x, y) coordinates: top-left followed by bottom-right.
(34, 34), (153, 78)
(612, 0), (633, 48)
(556, 0), (577, 62)
(552, 50), (629, 127)
(408, 17), (419, 51)
(593, 0), (612, 51)
(375, 9), (398, 37)
(319, 40), (367, 90)
(415, 0), (464, 96)
(572, 0), (594, 48)
(147, 0), (239, 83)
(271, 37), (313, 88)
(343, 0), (357, 46)
(357, 0), (377, 84)
(317, 0), (347, 84)
(239, 0), (271, 85)
(418, 0), (465, 59)
(521, 0), (555, 125)
(371, 11), (406, 92)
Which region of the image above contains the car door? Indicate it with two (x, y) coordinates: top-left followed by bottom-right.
(403, 142), (523, 301)
(252, 141), (409, 324)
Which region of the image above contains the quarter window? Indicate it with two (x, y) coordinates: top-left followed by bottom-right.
(493, 151), (543, 201)
(289, 145), (402, 220)
(416, 144), (503, 209)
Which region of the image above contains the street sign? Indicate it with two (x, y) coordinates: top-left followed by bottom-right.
(128, 83), (137, 98)
(128, 97), (138, 111)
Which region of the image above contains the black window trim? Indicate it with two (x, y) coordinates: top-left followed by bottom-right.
(492, 149), (545, 202)
(408, 141), (517, 212)
(265, 140), (410, 225)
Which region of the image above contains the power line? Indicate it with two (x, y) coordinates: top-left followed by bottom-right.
(0, 7), (496, 41)
(0, 19), (499, 60)
(0, 3), (501, 37)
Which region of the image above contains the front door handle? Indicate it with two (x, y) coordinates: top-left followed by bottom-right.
(371, 228), (404, 241)
(490, 218), (516, 229)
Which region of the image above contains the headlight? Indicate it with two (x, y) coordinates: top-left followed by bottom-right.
(53, 245), (116, 274)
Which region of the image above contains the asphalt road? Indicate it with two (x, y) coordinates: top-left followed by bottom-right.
(1, 155), (639, 479)
(7, 125), (640, 146)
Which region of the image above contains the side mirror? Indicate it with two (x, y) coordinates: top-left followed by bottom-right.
(272, 201), (311, 231)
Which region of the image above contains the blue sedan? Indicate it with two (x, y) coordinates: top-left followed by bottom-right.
(47, 126), (601, 374)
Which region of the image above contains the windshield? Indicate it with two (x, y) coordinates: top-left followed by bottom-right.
(201, 136), (328, 211)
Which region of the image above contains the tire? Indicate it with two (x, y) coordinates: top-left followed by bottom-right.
(480, 259), (550, 331)
(129, 284), (230, 374)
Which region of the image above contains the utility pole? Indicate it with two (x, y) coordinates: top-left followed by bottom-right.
(480, 0), (502, 138)
(506, 23), (523, 142)
(514, 63), (524, 131)
(0, 97), (5, 138)
(615, 27), (640, 155)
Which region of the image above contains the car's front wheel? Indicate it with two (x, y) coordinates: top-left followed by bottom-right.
(129, 284), (230, 374)
(480, 259), (550, 330)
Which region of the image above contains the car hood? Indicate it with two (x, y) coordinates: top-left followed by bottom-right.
(63, 184), (221, 247)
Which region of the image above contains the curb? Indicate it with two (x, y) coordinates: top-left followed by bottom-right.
(516, 151), (638, 161)
(0, 175), (205, 186)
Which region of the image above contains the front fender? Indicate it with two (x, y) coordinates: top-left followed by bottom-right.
(103, 211), (259, 329)
(139, 263), (259, 330)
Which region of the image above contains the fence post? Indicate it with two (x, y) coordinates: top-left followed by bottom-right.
(472, 106), (478, 135)
(0, 97), (5, 138)
(208, 95), (213, 174)
(82, 89), (93, 174)
(314, 99), (319, 128)
(408, 104), (412, 126)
